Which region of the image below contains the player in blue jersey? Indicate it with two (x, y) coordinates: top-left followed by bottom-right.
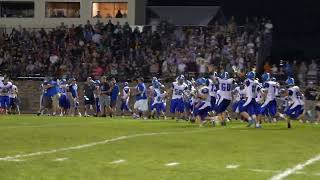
(47, 78), (60, 116)
(58, 79), (71, 116)
(110, 78), (120, 117)
(133, 77), (148, 119)
(69, 78), (81, 117)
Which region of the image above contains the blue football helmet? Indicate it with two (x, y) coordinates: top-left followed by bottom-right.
(246, 71), (256, 80)
(261, 73), (270, 82)
(123, 82), (129, 87)
(220, 72), (229, 80)
(195, 78), (206, 86)
(94, 80), (101, 85)
(286, 78), (295, 86)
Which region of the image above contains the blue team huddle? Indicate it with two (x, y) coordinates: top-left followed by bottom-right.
(0, 71), (306, 129)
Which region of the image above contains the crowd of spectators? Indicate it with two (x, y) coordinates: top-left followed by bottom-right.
(263, 58), (320, 86)
(0, 17), (273, 82)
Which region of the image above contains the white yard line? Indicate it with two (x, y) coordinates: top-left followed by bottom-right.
(226, 164), (240, 169)
(269, 154), (320, 180)
(109, 159), (126, 164)
(165, 162), (180, 167)
(53, 157), (68, 162)
(0, 129), (220, 161)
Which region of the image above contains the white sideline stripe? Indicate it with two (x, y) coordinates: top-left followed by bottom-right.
(0, 129), (219, 161)
(53, 157), (68, 162)
(165, 162), (180, 166)
(270, 154), (320, 180)
(2, 159), (25, 162)
(0, 121), (109, 129)
(110, 159), (126, 164)
(226, 164), (239, 169)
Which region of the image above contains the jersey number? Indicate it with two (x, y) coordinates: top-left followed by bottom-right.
(174, 89), (183, 95)
(221, 83), (231, 91)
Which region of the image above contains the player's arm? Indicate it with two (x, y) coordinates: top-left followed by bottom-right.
(132, 85), (143, 96)
(242, 83), (251, 107)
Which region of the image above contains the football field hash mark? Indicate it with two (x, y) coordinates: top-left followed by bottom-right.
(226, 164), (240, 169)
(165, 162), (180, 167)
(53, 158), (68, 162)
(110, 159), (126, 164)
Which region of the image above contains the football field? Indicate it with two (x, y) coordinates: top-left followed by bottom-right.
(0, 116), (320, 180)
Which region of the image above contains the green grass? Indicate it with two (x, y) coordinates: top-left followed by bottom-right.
(0, 116), (320, 180)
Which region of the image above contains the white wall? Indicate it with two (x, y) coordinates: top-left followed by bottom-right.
(0, 0), (137, 28)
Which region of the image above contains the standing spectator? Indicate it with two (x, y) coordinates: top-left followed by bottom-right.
(98, 76), (112, 117)
(83, 77), (96, 117)
(177, 61), (187, 74)
(271, 64), (278, 75)
(263, 61), (271, 73)
(283, 61), (293, 78)
(307, 60), (318, 83)
(298, 62), (307, 86)
(110, 78), (119, 117)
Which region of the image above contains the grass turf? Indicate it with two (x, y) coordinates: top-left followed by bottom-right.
(0, 115), (319, 180)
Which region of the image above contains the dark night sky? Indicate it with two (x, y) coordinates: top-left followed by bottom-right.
(148, 0), (320, 59)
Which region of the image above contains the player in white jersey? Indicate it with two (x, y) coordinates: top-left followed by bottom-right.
(69, 78), (81, 117)
(183, 80), (195, 121)
(194, 78), (212, 127)
(8, 83), (20, 115)
(0, 77), (13, 114)
(150, 88), (167, 119)
(232, 83), (245, 115)
(170, 75), (188, 120)
(243, 71), (260, 128)
(260, 73), (279, 122)
(207, 72), (218, 112)
(284, 78), (305, 128)
(255, 82), (265, 124)
(120, 82), (132, 116)
(215, 72), (234, 126)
